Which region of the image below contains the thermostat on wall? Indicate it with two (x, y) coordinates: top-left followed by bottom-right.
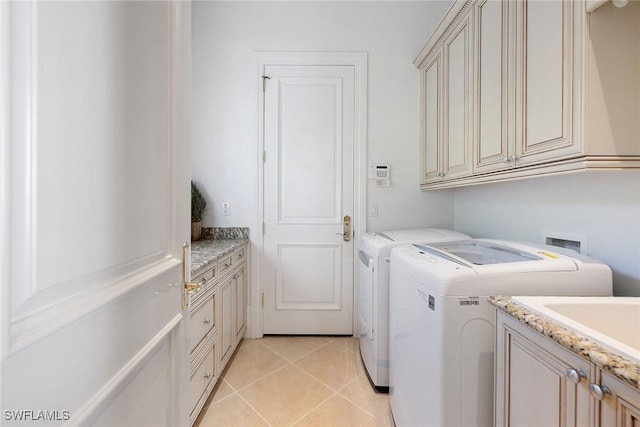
(368, 164), (391, 187)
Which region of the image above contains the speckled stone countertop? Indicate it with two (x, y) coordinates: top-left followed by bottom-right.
(191, 239), (248, 273)
(490, 296), (640, 390)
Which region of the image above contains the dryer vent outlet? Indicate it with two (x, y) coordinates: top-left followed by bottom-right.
(542, 230), (588, 255)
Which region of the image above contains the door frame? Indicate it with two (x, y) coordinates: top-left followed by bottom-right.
(255, 52), (367, 338)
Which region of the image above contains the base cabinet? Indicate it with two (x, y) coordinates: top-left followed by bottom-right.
(598, 371), (640, 427)
(496, 310), (640, 427)
(189, 242), (248, 425)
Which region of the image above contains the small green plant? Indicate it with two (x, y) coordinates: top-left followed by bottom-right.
(191, 180), (207, 222)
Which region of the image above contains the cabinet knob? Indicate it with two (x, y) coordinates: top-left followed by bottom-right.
(203, 318), (212, 325)
(588, 383), (612, 401)
(204, 372), (212, 381)
(502, 155), (516, 163)
(566, 368), (587, 384)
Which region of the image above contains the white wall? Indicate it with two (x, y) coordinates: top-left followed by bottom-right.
(453, 171), (640, 296)
(192, 1), (456, 336)
(192, 0), (455, 233)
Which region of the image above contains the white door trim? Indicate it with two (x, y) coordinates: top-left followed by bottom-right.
(255, 52), (367, 338)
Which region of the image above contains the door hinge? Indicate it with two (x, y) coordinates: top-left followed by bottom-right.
(262, 222), (266, 234)
(262, 150), (266, 163)
(261, 293), (264, 307)
(262, 75), (270, 91)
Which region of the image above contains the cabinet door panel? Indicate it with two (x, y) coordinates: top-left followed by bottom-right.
(474, 0), (511, 173)
(526, 1), (563, 144)
(599, 371), (640, 427)
(444, 15), (473, 179)
(234, 266), (246, 343)
(496, 313), (592, 427)
(422, 51), (443, 184)
(516, 0), (580, 163)
(217, 278), (233, 368)
(509, 341), (563, 426)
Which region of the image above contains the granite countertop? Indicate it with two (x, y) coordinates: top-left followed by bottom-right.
(490, 296), (640, 391)
(191, 239), (248, 273)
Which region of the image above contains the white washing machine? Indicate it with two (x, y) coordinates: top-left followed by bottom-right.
(358, 228), (469, 391)
(388, 239), (613, 427)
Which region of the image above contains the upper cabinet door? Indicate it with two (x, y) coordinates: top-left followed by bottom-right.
(442, 12), (474, 180)
(473, 0), (512, 174)
(514, 0), (582, 165)
(421, 50), (444, 184)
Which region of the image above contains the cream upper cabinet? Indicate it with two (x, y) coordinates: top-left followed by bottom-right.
(473, 0), (512, 174)
(443, 11), (474, 180)
(419, 4), (474, 183)
(421, 50), (443, 184)
(513, 0), (581, 166)
(417, 0), (640, 189)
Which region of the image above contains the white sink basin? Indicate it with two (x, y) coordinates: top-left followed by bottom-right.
(512, 296), (640, 363)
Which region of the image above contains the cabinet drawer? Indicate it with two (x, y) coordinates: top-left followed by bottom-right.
(189, 295), (215, 354)
(233, 246), (246, 268)
(217, 253), (234, 278)
(192, 262), (217, 289)
(189, 342), (216, 419)
(191, 262), (217, 308)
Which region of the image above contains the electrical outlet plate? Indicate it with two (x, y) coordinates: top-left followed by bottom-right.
(222, 202), (230, 216)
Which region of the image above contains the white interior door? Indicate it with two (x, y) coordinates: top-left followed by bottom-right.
(1, 2), (191, 425)
(262, 62), (356, 335)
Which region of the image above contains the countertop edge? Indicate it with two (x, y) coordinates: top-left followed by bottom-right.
(190, 239), (249, 274)
(489, 296), (640, 391)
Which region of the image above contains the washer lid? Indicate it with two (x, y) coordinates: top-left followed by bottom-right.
(418, 239), (580, 273)
(426, 240), (543, 265)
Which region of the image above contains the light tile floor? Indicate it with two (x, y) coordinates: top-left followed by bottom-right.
(194, 336), (392, 427)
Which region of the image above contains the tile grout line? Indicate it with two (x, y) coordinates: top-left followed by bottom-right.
(286, 390), (340, 427)
(336, 373), (391, 424)
(234, 390), (275, 427)
(260, 339), (331, 364)
(225, 339), (293, 392)
(202, 337), (378, 426)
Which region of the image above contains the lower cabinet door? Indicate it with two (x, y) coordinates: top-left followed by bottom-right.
(234, 266), (246, 344)
(189, 341), (216, 423)
(217, 276), (234, 370)
(496, 312), (592, 427)
(598, 370), (640, 427)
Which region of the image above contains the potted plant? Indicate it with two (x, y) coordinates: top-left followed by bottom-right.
(191, 180), (207, 241)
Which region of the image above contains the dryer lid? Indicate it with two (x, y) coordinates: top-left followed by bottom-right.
(376, 228), (468, 243)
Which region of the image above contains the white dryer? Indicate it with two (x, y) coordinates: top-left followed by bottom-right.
(358, 228), (469, 391)
(388, 239), (613, 427)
